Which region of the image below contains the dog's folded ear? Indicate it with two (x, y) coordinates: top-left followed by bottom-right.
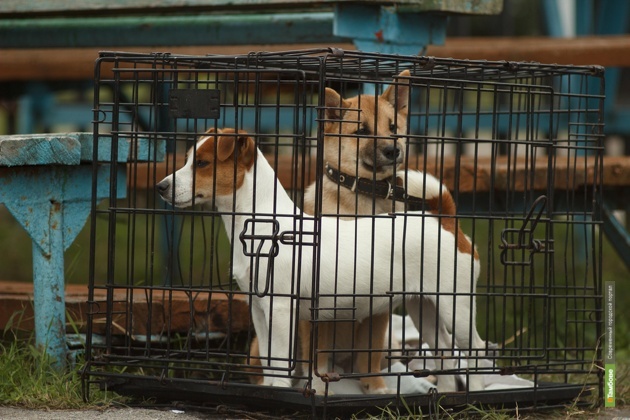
(216, 129), (256, 168)
(236, 131), (256, 168)
(382, 69), (411, 115)
(216, 131), (235, 162)
(324, 87), (351, 121)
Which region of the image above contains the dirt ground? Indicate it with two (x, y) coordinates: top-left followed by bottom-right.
(0, 407), (214, 420)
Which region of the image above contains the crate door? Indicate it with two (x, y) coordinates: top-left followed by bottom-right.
(89, 55), (320, 387)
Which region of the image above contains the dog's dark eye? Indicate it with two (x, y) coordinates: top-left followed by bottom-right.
(196, 160), (210, 168)
(355, 126), (369, 136)
(389, 123), (397, 132)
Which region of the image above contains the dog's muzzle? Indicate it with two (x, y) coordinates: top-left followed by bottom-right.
(156, 179), (173, 202)
(361, 144), (404, 173)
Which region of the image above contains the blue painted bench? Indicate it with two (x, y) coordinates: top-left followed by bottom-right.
(0, 133), (164, 367)
(0, 0), (503, 368)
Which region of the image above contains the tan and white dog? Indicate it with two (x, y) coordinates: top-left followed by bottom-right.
(301, 71), (482, 394)
(157, 127), (487, 392)
(300, 72), (410, 395)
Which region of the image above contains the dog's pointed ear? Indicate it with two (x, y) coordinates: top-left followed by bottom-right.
(236, 131), (256, 168)
(382, 69), (411, 115)
(324, 87), (350, 120)
(205, 127), (217, 134)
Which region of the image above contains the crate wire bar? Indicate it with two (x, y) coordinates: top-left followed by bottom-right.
(85, 48), (604, 417)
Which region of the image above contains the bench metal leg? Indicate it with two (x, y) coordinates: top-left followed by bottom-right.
(601, 202), (630, 271)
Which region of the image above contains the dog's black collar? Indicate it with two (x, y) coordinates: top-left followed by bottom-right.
(325, 163), (427, 210)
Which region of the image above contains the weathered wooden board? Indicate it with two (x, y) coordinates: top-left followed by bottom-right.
(0, 0), (502, 16)
(426, 35), (630, 67)
(0, 133), (83, 166)
(131, 153), (619, 194)
(3, 35), (629, 82)
(0, 281), (252, 337)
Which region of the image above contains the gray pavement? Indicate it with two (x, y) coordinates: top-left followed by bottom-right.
(0, 407), (217, 419)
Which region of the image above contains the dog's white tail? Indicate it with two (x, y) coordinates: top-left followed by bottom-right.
(396, 170), (456, 216)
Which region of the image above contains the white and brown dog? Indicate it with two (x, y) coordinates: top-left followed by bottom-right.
(157, 127), (487, 392)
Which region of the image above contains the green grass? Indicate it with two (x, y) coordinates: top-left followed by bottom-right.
(0, 330), (126, 409)
(1, 196), (628, 416)
(357, 363), (630, 419)
(0, 327), (628, 416)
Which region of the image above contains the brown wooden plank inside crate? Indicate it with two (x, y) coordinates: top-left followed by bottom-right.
(0, 281), (251, 337)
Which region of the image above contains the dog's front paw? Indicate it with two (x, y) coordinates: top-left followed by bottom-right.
(369, 386), (395, 395)
(436, 375), (457, 393)
(310, 378), (332, 396)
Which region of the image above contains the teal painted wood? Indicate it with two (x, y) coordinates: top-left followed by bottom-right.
(31, 198), (66, 370)
(334, 3), (447, 54)
(79, 134), (129, 164)
(0, 0), (503, 15)
(0, 133), (165, 165)
(134, 138), (167, 162)
(79, 136), (166, 163)
(0, 134), (82, 166)
(0, 164), (126, 368)
(0, 164), (126, 252)
(0, 132), (136, 369)
(0, 13), (344, 48)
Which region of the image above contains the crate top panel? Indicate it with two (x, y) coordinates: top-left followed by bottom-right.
(95, 48), (606, 82)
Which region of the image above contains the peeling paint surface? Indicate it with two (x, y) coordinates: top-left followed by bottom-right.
(0, 133), (132, 369)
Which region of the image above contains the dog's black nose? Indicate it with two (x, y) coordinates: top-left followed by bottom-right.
(382, 145), (401, 162)
(156, 179), (170, 194)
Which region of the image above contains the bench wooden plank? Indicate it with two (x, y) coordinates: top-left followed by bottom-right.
(0, 133), (166, 165)
(2, 35), (628, 81)
(0, 0), (502, 16)
(426, 35), (630, 66)
(129, 154), (623, 194)
(0, 134), (82, 166)
(0, 45), (354, 81)
(0, 13), (344, 49)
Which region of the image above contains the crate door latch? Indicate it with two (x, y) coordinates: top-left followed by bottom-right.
(499, 195), (549, 266)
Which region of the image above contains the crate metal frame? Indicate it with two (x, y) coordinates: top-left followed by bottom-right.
(85, 48), (605, 417)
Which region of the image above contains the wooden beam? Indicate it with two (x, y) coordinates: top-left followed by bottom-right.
(0, 281), (252, 337)
(0, 44), (355, 81)
(3, 35), (628, 82)
(0, 0), (502, 16)
(426, 35), (630, 67)
(0, 13), (347, 49)
(130, 154), (623, 194)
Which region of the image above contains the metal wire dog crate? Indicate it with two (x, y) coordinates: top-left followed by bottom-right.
(85, 49), (605, 417)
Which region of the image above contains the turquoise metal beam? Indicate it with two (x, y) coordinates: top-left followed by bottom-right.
(333, 3), (446, 55)
(0, 12), (347, 48)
